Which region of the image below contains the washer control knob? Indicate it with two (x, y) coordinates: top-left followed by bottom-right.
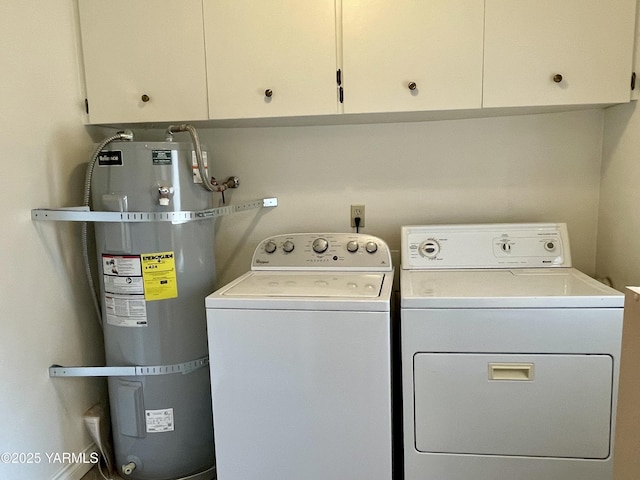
(312, 237), (329, 254)
(500, 241), (511, 253)
(264, 240), (277, 254)
(346, 240), (359, 253)
(419, 239), (440, 258)
(282, 240), (295, 253)
(264, 240), (277, 253)
(544, 240), (556, 252)
(365, 241), (378, 254)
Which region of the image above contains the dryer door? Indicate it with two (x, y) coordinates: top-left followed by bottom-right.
(413, 353), (613, 459)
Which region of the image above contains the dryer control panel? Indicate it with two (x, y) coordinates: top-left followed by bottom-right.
(252, 233), (392, 271)
(402, 223), (571, 270)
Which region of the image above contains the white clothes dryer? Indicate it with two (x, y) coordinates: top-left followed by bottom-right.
(400, 223), (623, 480)
(206, 233), (394, 480)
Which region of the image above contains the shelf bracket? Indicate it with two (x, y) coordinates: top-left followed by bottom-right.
(31, 197), (278, 224)
(49, 356), (209, 378)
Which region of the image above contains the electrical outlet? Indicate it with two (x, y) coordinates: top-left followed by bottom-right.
(350, 204), (365, 228)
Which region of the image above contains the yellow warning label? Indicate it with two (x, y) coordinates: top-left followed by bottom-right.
(141, 251), (178, 301)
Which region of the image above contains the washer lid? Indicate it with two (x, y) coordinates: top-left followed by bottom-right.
(401, 268), (623, 308)
(206, 271), (393, 311)
(222, 271), (385, 298)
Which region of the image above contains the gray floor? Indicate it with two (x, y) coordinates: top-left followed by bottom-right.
(80, 465), (215, 480)
(80, 464), (122, 480)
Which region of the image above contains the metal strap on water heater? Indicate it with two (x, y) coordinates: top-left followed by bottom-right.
(48, 356), (209, 378)
(31, 197), (277, 224)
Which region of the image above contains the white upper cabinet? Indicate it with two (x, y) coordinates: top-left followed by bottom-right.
(341, 0), (485, 114)
(483, 0), (637, 108)
(203, 0), (339, 119)
(77, 0), (637, 123)
(78, 0), (209, 124)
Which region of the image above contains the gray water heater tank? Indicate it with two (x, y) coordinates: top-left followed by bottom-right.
(91, 140), (216, 480)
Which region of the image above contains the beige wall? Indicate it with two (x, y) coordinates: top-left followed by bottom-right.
(0, 1), (633, 480)
(200, 110), (605, 286)
(598, 101), (640, 290)
(0, 2), (105, 479)
(596, 0), (640, 292)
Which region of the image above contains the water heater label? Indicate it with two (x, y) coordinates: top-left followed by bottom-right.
(102, 254), (147, 327)
(145, 408), (174, 433)
(192, 150), (208, 183)
(98, 150), (123, 166)
(104, 294), (147, 327)
(103, 254), (142, 278)
(141, 251), (178, 301)
(152, 150), (173, 165)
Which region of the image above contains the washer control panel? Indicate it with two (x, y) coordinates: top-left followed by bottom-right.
(252, 233), (392, 271)
(402, 223), (571, 269)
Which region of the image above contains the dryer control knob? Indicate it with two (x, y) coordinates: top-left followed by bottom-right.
(544, 240), (556, 252)
(346, 240), (359, 253)
(282, 240), (295, 253)
(312, 237), (329, 254)
(264, 240), (277, 254)
(365, 241), (378, 254)
(419, 239), (440, 258)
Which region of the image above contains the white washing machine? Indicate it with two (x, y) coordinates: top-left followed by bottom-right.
(205, 233), (394, 480)
(400, 223), (624, 480)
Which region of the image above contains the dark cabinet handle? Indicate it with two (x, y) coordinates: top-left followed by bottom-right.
(264, 89), (273, 98)
(553, 74), (563, 83)
(408, 82), (417, 91)
(141, 94), (150, 102)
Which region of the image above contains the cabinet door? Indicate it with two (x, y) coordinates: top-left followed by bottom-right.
(79, 0), (208, 124)
(342, 0), (484, 114)
(484, 0), (636, 108)
(203, 0), (338, 119)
